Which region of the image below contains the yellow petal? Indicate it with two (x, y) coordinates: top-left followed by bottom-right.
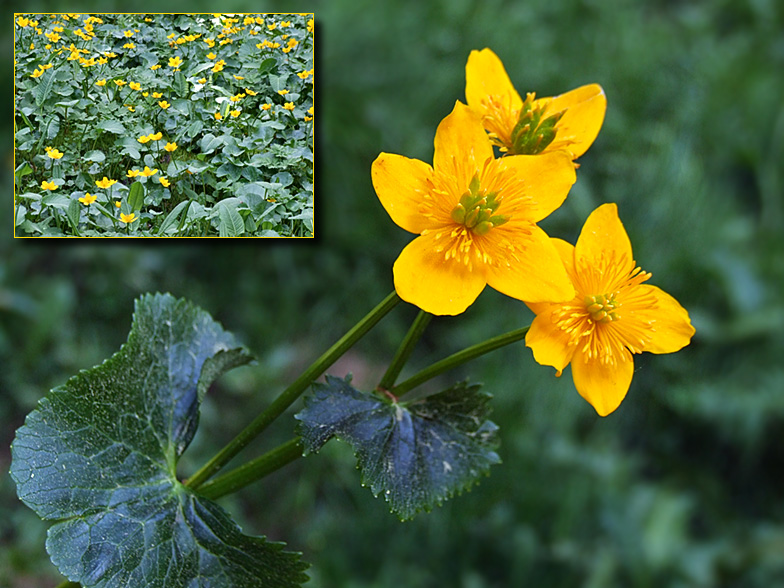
(433, 101), (493, 183)
(486, 225), (574, 303)
(500, 151), (576, 222)
(571, 348), (634, 416)
(371, 153), (433, 234)
(393, 233), (486, 316)
(637, 285), (695, 354)
(575, 203), (634, 274)
(465, 48), (522, 115)
(547, 84), (606, 159)
(525, 238), (575, 316)
(526, 307), (575, 374)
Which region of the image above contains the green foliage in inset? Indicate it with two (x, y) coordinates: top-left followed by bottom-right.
(296, 376), (501, 520)
(10, 294), (308, 587)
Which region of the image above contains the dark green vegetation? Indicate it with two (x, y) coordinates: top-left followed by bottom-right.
(2, 0), (783, 586)
(14, 13), (314, 237)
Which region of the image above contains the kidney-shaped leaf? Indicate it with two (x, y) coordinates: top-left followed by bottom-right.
(295, 376), (501, 520)
(10, 293), (308, 587)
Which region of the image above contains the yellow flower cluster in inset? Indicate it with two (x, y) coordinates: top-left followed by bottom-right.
(79, 193), (97, 205)
(41, 180), (58, 191)
(95, 177), (117, 189)
(230, 110), (241, 118)
(164, 142), (177, 152)
(120, 212), (137, 224)
(114, 79), (127, 86)
(129, 82), (142, 91)
(245, 88), (257, 96)
(283, 102), (295, 111)
(45, 147), (64, 159)
(168, 56), (183, 68)
(212, 59), (226, 73)
(158, 100), (171, 109)
(159, 177), (170, 187)
(261, 103), (272, 111)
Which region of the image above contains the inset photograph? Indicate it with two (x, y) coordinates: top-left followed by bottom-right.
(13, 13), (314, 237)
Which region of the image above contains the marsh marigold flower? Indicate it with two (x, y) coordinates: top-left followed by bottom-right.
(120, 212), (137, 223)
(283, 102), (295, 111)
(95, 177), (117, 189)
(158, 100), (170, 109)
(168, 56), (182, 68)
(465, 48), (606, 159)
(140, 166), (158, 177)
(164, 142), (177, 152)
(41, 180), (57, 191)
(525, 203), (695, 416)
(46, 148), (64, 159)
(79, 193), (97, 205)
(96, 79), (106, 86)
(372, 101), (576, 316)
(159, 177), (170, 187)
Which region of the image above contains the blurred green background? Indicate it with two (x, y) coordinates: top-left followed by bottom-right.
(4, 0), (784, 586)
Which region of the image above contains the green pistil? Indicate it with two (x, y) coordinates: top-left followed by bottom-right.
(585, 294), (620, 323)
(510, 93), (564, 155)
(450, 174), (510, 236)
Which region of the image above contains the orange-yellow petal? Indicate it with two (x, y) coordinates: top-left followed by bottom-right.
(433, 101), (493, 184)
(525, 237), (575, 316)
(371, 153), (433, 234)
(500, 150), (576, 222)
(547, 84), (607, 159)
(393, 233), (486, 316)
(465, 48), (522, 115)
(526, 307), (575, 375)
(636, 285), (695, 354)
(575, 203), (633, 273)
(571, 348), (635, 416)
(485, 225), (574, 303)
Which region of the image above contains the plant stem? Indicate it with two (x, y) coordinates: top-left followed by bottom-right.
(377, 309), (431, 392)
(185, 291), (401, 490)
(197, 438), (303, 500)
(391, 324), (531, 399)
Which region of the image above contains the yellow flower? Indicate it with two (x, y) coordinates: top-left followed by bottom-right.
(233, 75), (244, 80)
(164, 142), (177, 152)
(465, 48), (606, 159)
(95, 177), (118, 189)
(41, 180), (58, 191)
(297, 71), (311, 79)
(114, 79), (127, 86)
(308, 106), (314, 116)
(17, 16), (30, 27)
(206, 52), (217, 60)
(123, 30), (134, 37)
(149, 132), (162, 141)
(198, 77), (207, 84)
(261, 103), (272, 110)
(140, 166), (158, 177)
(168, 56), (182, 68)
(307, 19), (314, 33)
(138, 135), (150, 144)
(230, 109), (240, 118)
(150, 64), (161, 70)
(212, 60), (225, 73)
(283, 102), (295, 111)
(142, 92), (149, 97)
(123, 42), (135, 49)
(115, 201), (122, 208)
(152, 92), (162, 98)
(127, 169), (140, 178)
(372, 101), (576, 316)
(120, 212), (137, 223)
(277, 89), (289, 96)
(79, 193), (97, 205)
(158, 100), (171, 109)
(214, 112), (222, 120)
(525, 203), (695, 416)
(245, 88), (257, 96)
(129, 81), (141, 91)
(96, 78), (106, 86)
(159, 177), (170, 187)
(31, 68), (44, 78)
(46, 148), (64, 159)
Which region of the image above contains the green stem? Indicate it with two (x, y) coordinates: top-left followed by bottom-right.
(185, 291), (401, 490)
(377, 310), (432, 391)
(391, 324), (531, 399)
(197, 438), (302, 500)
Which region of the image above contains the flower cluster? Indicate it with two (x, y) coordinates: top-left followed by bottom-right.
(372, 48), (694, 415)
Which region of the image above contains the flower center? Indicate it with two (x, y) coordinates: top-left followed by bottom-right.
(509, 93), (564, 155)
(449, 173), (510, 236)
(584, 293), (620, 324)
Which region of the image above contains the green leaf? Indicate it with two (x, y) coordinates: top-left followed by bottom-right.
(200, 133), (224, 154)
(258, 57), (277, 74)
(66, 198), (81, 234)
(10, 294), (308, 587)
(84, 150), (106, 163)
(157, 200), (191, 235)
(128, 181), (145, 212)
(295, 376), (501, 520)
(35, 69), (56, 107)
(218, 200), (245, 237)
(98, 120), (126, 134)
